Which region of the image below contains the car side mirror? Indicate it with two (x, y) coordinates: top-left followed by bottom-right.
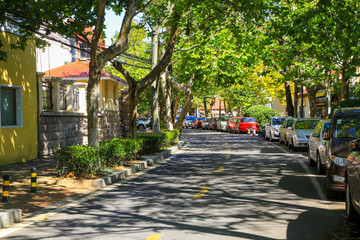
(323, 132), (330, 140)
(350, 139), (360, 151)
(312, 132), (319, 138)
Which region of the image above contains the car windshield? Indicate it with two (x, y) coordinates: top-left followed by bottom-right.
(334, 116), (360, 140)
(221, 116), (230, 121)
(241, 118), (256, 122)
(295, 119), (319, 129)
(186, 116), (196, 120)
(230, 118), (239, 123)
(272, 118), (286, 125)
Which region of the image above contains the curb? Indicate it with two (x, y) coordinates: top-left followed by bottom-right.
(0, 141), (185, 229)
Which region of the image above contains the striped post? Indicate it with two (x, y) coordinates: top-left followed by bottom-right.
(2, 175), (10, 203)
(31, 168), (37, 193)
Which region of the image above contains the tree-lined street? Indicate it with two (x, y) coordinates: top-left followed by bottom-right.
(2, 130), (347, 240)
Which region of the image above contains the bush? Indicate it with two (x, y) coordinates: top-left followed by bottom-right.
(244, 105), (278, 126)
(138, 130), (180, 154)
(329, 99), (360, 118)
(99, 138), (143, 167)
(54, 145), (100, 178)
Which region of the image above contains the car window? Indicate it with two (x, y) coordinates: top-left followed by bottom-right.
(221, 116), (230, 121)
(313, 121), (322, 134)
(295, 119), (319, 129)
(272, 118), (285, 125)
(230, 118), (239, 123)
(322, 122), (330, 135)
(287, 119), (294, 127)
(334, 116), (360, 139)
(241, 118), (256, 122)
(281, 120), (287, 128)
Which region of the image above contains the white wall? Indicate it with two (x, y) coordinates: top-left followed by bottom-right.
(36, 35), (73, 72)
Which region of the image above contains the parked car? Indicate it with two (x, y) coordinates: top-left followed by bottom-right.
(279, 118), (295, 145)
(201, 118), (210, 129)
(208, 117), (218, 130)
(308, 119), (331, 174)
(234, 117), (258, 133)
(265, 117), (293, 142)
(183, 116), (196, 128)
(324, 107), (360, 198)
(258, 125), (266, 138)
(287, 118), (320, 151)
(345, 138), (360, 221)
(217, 115), (230, 131)
(137, 118), (149, 130)
(226, 117), (241, 133)
(191, 117), (204, 129)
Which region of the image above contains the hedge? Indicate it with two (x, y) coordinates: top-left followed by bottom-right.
(243, 105), (278, 126)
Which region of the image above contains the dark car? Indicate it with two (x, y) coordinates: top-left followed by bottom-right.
(345, 138), (360, 221)
(324, 108), (360, 198)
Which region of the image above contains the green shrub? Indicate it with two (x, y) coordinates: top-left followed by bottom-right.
(99, 138), (143, 166)
(138, 130), (180, 154)
(329, 98), (360, 118)
(54, 145), (100, 178)
(244, 105), (278, 126)
(138, 132), (165, 154)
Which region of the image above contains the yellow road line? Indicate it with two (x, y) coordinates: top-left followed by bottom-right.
(226, 155), (230, 159)
(193, 186), (210, 199)
(216, 166), (225, 172)
(146, 234), (162, 240)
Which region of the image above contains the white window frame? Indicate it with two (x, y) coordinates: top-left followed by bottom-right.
(0, 84), (23, 128)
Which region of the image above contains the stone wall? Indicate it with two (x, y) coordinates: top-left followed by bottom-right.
(38, 111), (123, 156)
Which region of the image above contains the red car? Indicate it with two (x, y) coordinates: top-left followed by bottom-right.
(234, 117), (258, 133)
(226, 117), (241, 133)
(191, 117), (205, 129)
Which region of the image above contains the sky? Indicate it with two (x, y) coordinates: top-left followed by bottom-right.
(103, 9), (124, 46)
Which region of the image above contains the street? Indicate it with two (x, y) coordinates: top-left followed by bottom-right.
(1, 129), (347, 240)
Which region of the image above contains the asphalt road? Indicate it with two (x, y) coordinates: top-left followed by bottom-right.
(1, 129), (346, 240)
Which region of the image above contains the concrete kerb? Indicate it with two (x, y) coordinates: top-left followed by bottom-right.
(0, 140), (185, 228)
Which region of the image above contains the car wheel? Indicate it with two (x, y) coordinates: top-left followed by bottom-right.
(288, 138), (293, 149)
(316, 153), (325, 174)
(308, 153), (315, 166)
(284, 137), (288, 146)
(346, 181), (359, 222)
(269, 134), (273, 142)
(138, 124), (145, 130)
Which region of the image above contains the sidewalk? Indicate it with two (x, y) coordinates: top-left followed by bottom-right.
(0, 157), (95, 216)
(0, 141), (185, 228)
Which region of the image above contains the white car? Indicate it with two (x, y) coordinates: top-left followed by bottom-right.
(308, 119), (331, 174)
(216, 116), (230, 131)
(287, 118), (320, 151)
(183, 116), (196, 128)
(265, 117), (292, 141)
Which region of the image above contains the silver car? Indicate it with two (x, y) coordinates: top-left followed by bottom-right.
(287, 118), (320, 151)
(217, 115), (230, 131)
(279, 118), (295, 145)
(308, 119), (331, 174)
(265, 117), (292, 141)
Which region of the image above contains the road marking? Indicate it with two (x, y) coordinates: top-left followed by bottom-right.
(147, 235), (162, 240)
(228, 148), (231, 151)
(216, 166), (225, 172)
(193, 186), (210, 199)
(226, 155), (230, 159)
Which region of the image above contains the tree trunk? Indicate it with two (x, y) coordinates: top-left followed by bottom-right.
(128, 85), (138, 139)
(151, 25), (161, 132)
(175, 93), (193, 130)
(87, 68), (101, 147)
(161, 69), (173, 130)
(307, 85), (317, 118)
(237, 105), (241, 117)
(341, 67), (350, 101)
(300, 85), (304, 118)
(285, 81), (294, 117)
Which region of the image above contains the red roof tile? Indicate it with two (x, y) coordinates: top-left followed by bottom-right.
(44, 61), (126, 84)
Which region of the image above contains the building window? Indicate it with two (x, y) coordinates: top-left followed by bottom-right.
(0, 85), (22, 127)
(79, 43), (90, 60)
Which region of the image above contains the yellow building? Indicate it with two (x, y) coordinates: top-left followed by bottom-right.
(0, 31), (38, 165)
